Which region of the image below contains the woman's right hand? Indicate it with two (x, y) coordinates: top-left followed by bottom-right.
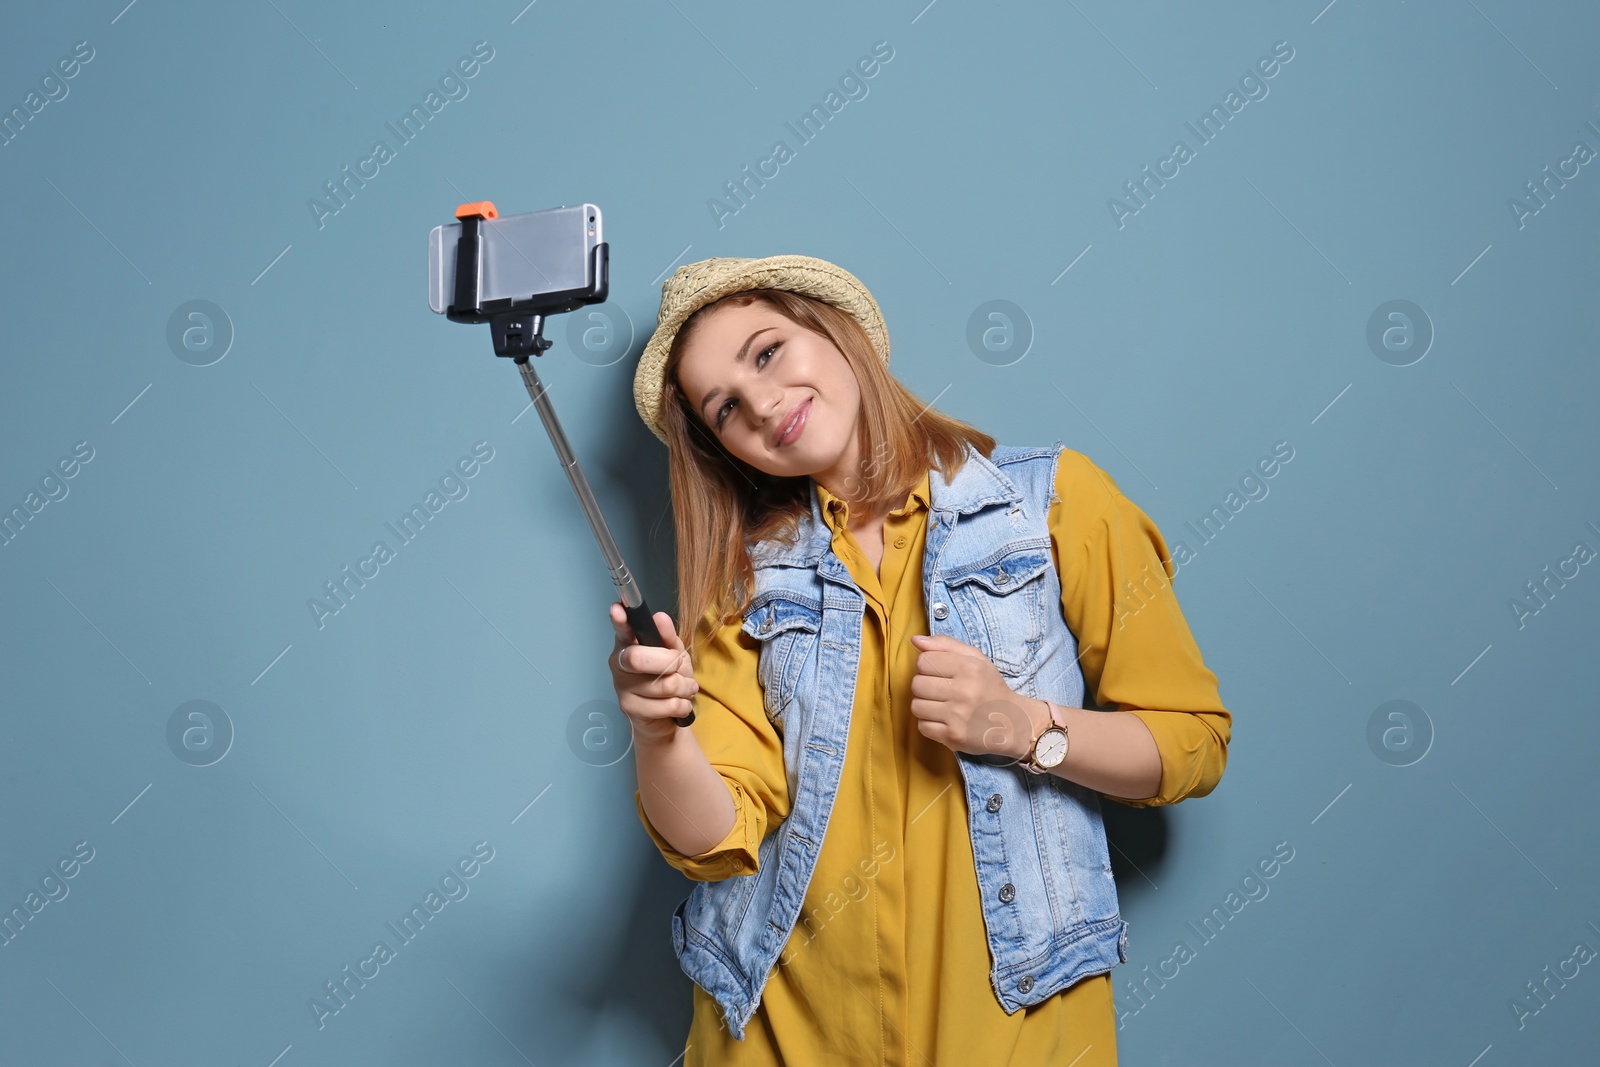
(607, 603), (698, 745)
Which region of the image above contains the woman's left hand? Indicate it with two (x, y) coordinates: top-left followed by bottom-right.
(907, 633), (1039, 760)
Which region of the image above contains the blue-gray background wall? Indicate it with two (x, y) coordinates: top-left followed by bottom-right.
(1, 1), (1596, 1064)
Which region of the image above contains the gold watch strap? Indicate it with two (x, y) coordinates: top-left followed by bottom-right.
(1023, 699), (1060, 773)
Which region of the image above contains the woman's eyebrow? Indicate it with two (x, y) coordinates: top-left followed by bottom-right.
(698, 326), (779, 418)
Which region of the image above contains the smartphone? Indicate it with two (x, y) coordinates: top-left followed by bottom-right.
(427, 203), (604, 314)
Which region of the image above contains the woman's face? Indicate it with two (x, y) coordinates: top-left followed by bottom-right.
(675, 298), (866, 499)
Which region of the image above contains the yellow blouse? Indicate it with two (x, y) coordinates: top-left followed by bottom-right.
(636, 448), (1231, 1066)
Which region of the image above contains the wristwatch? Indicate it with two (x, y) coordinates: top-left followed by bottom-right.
(1021, 699), (1069, 774)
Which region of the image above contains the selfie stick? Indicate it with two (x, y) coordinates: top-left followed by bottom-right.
(443, 200), (693, 727)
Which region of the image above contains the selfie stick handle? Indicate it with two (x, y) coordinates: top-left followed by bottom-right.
(513, 349), (695, 728)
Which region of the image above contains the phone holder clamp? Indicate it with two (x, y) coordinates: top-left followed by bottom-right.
(443, 203), (610, 365)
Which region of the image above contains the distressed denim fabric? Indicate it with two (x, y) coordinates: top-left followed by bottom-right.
(670, 443), (1130, 1041)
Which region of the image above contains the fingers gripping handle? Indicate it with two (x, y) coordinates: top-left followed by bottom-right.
(624, 600), (696, 727)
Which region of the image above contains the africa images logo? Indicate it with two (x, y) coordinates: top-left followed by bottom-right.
(307, 442), (494, 630)
(706, 41), (895, 229)
(1107, 40), (1295, 229)
(307, 42), (495, 230)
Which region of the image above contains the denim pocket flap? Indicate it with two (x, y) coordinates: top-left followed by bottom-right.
(740, 593), (822, 642)
(944, 547), (1051, 596)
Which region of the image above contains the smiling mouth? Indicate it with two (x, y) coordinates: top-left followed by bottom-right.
(774, 398), (811, 447)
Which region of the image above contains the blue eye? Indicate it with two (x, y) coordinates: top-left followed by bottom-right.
(715, 344), (778, 429)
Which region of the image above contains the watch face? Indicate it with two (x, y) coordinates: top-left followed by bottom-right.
(1036, 729), (1068, 767)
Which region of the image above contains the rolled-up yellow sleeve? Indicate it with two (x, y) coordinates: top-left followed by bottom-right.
(1049, 449), (1232, 808)
(634, 609), (790, 880)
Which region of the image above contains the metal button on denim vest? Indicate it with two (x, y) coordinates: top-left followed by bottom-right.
(668, 443), (1130, 1041)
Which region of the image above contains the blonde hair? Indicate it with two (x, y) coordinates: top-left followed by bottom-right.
(660, 289), (995, 663)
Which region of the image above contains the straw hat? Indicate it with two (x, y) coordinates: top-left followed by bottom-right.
(632, 254), (890, 445)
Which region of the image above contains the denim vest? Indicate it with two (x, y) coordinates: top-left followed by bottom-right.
(668, 443), (1130, 1040)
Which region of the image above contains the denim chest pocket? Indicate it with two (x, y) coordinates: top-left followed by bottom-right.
(942, 545), (1053, 676)
(740, 592), (823, 722)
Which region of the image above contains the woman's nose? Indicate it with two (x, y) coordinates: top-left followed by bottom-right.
(754, 389), (785, 423)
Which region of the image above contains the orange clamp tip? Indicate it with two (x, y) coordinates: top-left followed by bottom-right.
(455, 201), (498, 220)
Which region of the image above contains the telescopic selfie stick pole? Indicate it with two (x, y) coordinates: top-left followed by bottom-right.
(442, 200), (692, 727)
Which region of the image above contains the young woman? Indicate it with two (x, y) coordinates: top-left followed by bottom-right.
(607, 255), (1230, 1065)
